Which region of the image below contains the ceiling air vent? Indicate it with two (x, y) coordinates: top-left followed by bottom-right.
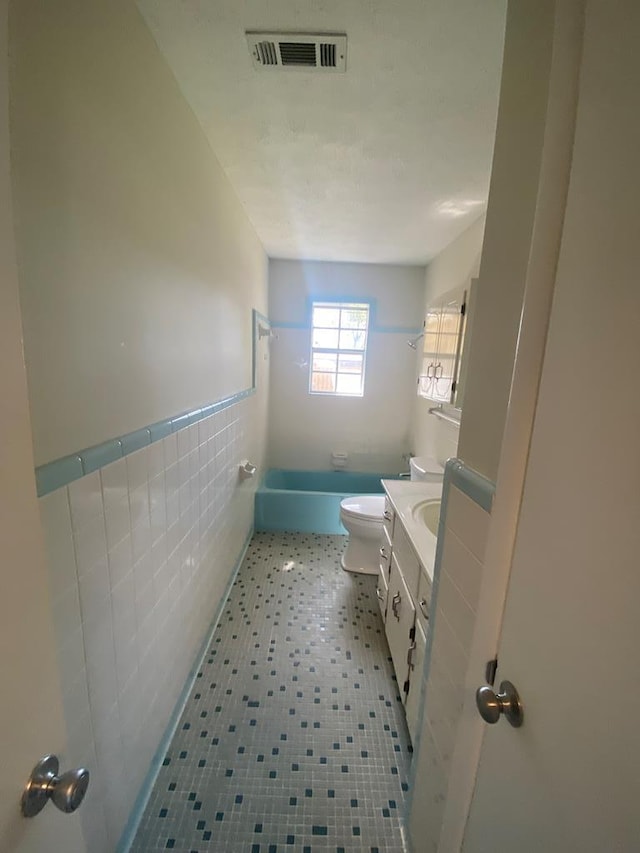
(246, 32), (347, 72)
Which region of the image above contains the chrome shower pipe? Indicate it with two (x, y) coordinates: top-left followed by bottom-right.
(407, 332), (424, 349)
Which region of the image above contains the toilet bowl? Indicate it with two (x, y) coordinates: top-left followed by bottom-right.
(339, 495), (386, 575)
(339, 459), (445, 575)
(409, 456), (444, 482)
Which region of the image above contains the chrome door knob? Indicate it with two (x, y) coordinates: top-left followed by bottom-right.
(22, 755), (90, 817)
(475, 680), (524, 728)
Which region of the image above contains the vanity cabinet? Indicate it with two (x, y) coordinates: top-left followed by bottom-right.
(386, 554), (416, 697)
(376, 530), (392, 617)
(404, 619), (427, 740)
(378, 496), (433, 743)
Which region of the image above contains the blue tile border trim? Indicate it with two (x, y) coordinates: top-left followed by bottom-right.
(35, 454), (84, 497)
(35, 390), (254, 497)
(446, 458), (495, 513)
(148, 420), (172, 442)
(81, 439), (123, 475)
(120, 428), (151, 456)
(115, 528), (254, 853)
(271, 292), (421, 334)
(34, 308), (268, 497)
(406, 457), (495, 833)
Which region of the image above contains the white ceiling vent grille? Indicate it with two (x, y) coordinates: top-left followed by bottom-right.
(246, 32), (347, 72)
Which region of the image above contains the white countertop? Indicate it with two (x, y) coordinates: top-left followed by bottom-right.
(381, 479), (442, 582)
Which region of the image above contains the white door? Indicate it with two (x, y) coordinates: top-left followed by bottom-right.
(0, 3), (85, 850)
(449, 3), (640, 849)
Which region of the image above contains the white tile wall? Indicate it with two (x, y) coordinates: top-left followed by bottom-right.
(409, 484), (490, 852)
(39, 395), (262, 852)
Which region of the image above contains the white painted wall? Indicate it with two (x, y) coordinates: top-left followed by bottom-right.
(8, 1), (270, 849)
(268, 259), (425, 473)
(11, 0), (267, 466)
(410, 216), (485, 467)
(457, 0), (558, 483)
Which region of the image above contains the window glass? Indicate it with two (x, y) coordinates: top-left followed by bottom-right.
(336, 373), (363, 395)
(312, 328), (340, 349)
(337, 354), (363, 374)
(309, 301), (369, 397)
(338, 329), (366, 350)
(312, 353), (338, 372)
(313, 307), (340, 328)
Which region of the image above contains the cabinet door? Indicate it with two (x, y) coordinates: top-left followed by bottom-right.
(434, 294), (465, 403)
(382, 498), (395, 540)
(404, 619), (427, 744)
(415, 568), (432, 636)
(376, 561), (389, 621)
(379, 529), (392, 577)
(418, 290), (466, 404)
(385, 555), (416, 704)
(392, 523), (420, 599)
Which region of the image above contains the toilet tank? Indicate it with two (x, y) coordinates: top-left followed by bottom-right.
(409, 456), (444, 482)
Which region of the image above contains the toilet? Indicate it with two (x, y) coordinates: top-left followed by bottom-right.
(339, 457), (444, 575)
(339, 495), (387, 575)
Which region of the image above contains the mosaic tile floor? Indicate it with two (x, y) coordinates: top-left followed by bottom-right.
(131, 532), (412, 852)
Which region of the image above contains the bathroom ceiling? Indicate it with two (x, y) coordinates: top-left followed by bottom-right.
(137, 0), (506, 264)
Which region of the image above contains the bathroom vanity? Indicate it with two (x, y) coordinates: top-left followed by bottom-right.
(377, 480), (442, 742)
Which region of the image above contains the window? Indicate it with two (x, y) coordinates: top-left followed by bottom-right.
(309, 301), (369, 396)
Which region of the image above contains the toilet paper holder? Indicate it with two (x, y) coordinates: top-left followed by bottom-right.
(239, 460), (257, 480)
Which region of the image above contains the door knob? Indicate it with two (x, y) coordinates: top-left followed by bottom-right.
(475, 680), (523, 728)
(22, 755), (90, 817)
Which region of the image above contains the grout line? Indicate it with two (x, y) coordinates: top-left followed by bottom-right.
(115, 528), (254, 853)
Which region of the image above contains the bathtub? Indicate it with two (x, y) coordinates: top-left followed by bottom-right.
(255, 468), (399, 534)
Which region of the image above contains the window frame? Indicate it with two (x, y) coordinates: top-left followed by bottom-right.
(308, 300), (370, 397)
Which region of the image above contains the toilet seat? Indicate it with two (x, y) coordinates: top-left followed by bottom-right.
(340, 495), (385, 522)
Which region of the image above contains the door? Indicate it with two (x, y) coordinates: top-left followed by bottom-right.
(0, 4), (85, 849)
(447, 3), (640, 849)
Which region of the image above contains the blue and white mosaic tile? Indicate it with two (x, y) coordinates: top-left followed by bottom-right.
(131, 532), (411, 852)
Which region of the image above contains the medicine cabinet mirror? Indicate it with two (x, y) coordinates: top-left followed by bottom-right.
(417, 280), (476, 410)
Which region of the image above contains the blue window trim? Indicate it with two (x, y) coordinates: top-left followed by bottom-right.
(270, 296), (421, 335)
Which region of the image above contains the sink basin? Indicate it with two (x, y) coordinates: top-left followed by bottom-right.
(411, 499), (441, 536)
